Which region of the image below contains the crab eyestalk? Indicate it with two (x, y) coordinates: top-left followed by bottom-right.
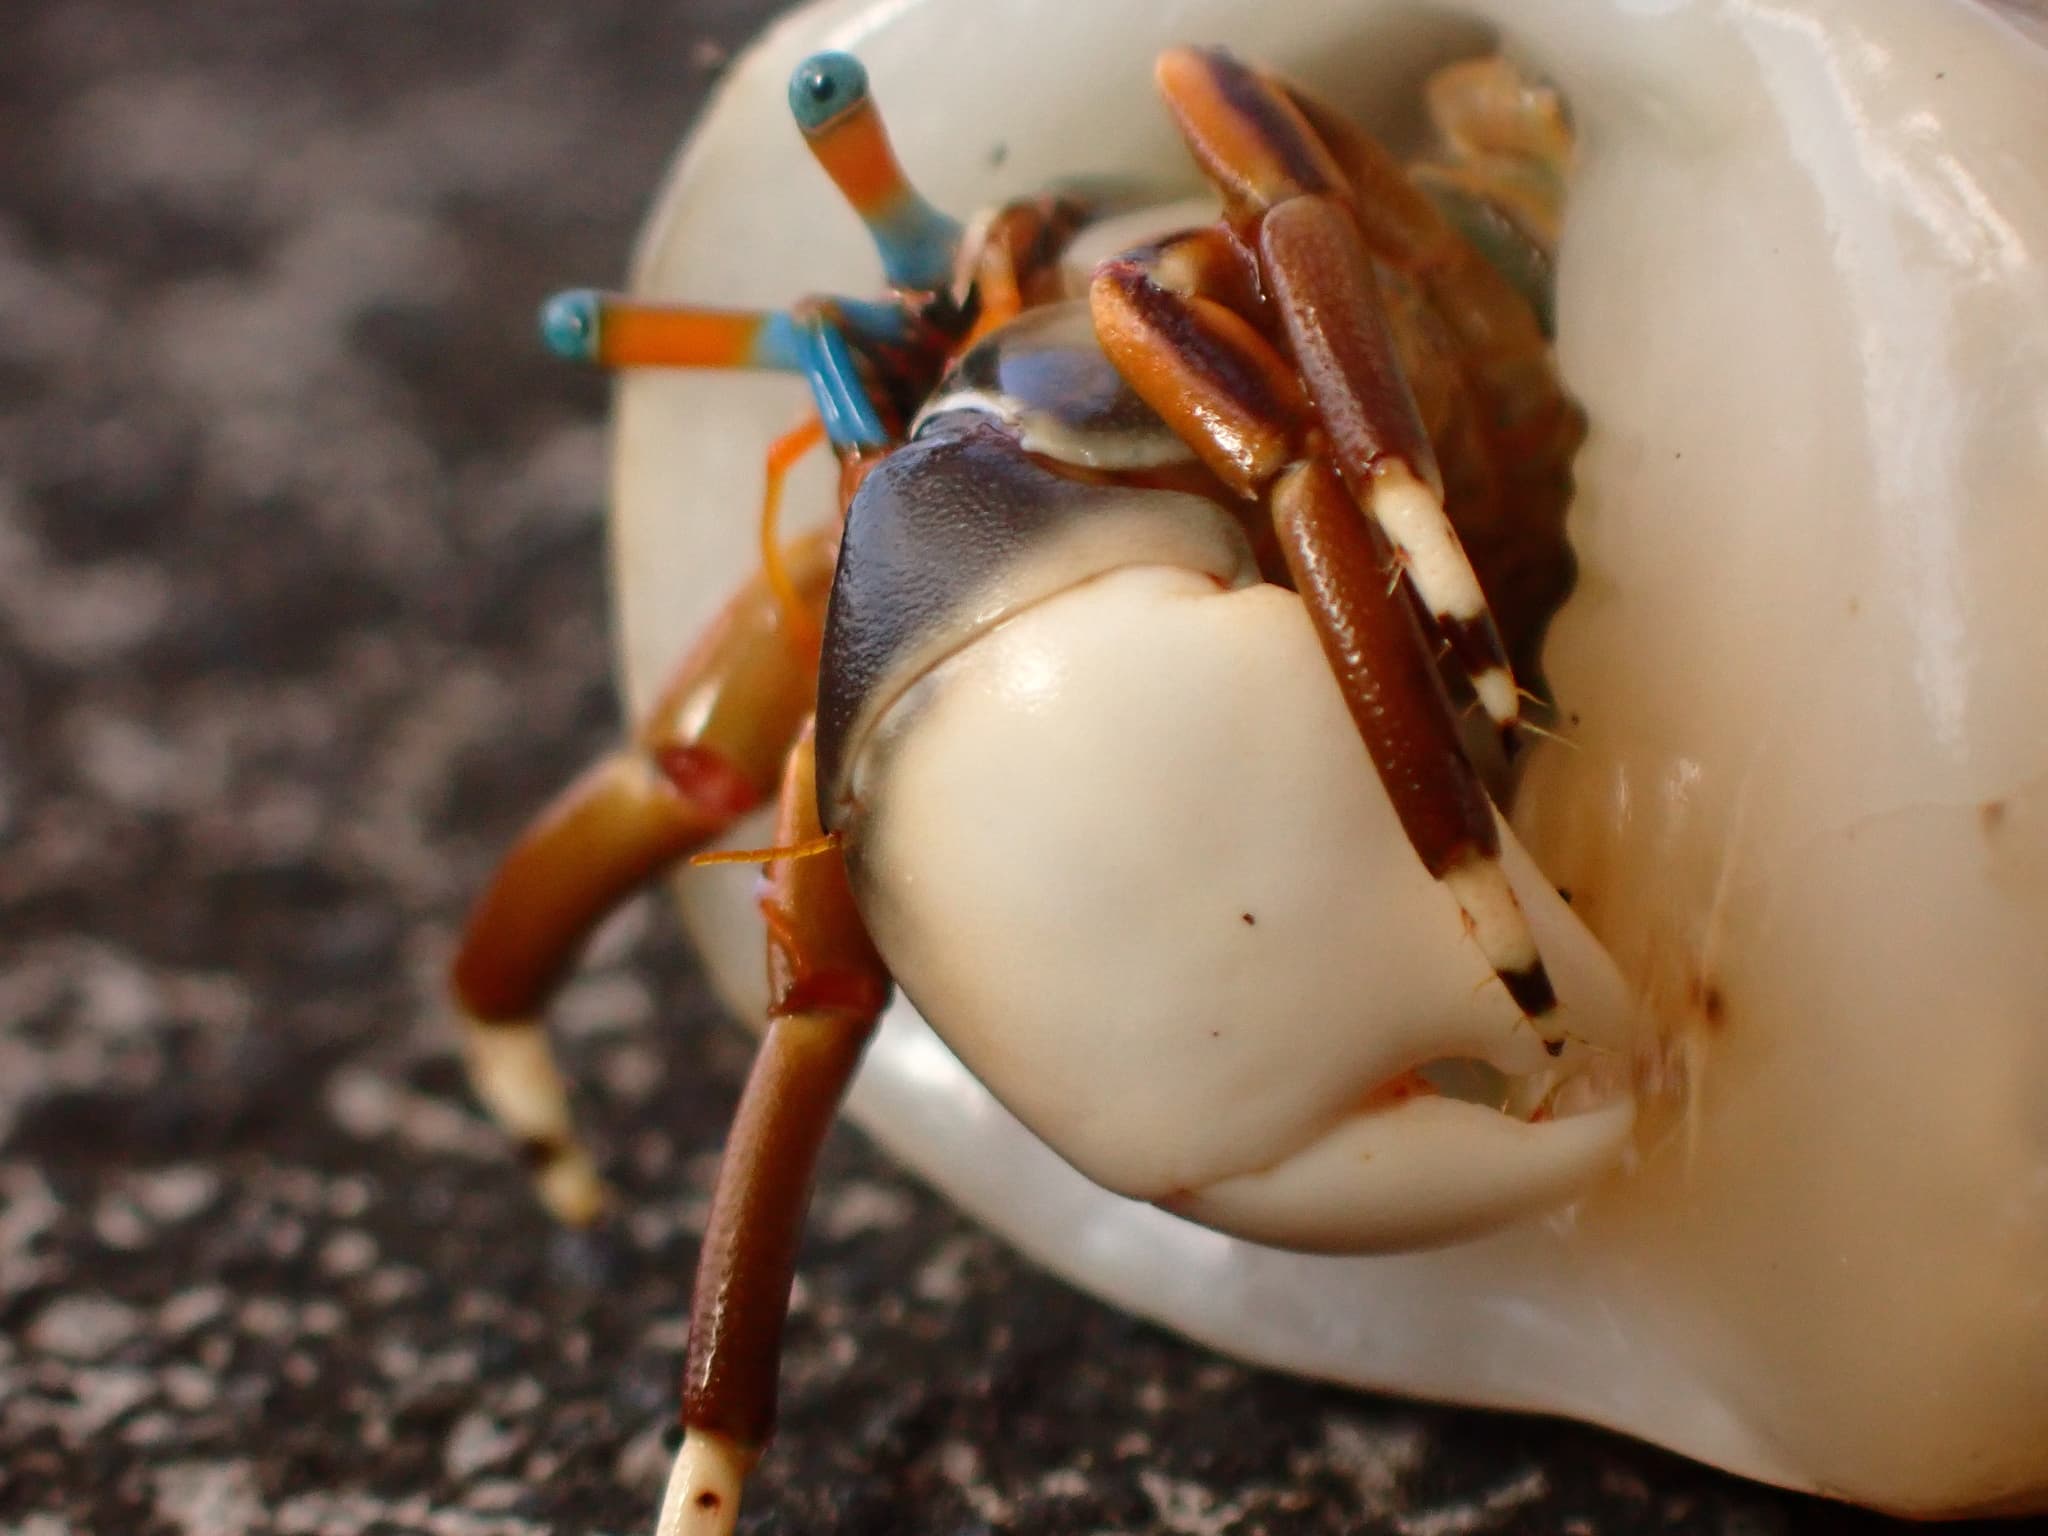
(787, 51), (962, 293)
(526, 53), (973, 453)
(535, 289), (903, 450)
(538, 289), (808, 371)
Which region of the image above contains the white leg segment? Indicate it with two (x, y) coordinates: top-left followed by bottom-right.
(1371, 460), (1520, 728)
(654, 1429), (753, 1536)
(1441, 852), (1542, 980)
(461, 1020), (608, 1226)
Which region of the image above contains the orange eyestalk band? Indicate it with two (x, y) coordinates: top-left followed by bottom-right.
(788, 52), (961, 292)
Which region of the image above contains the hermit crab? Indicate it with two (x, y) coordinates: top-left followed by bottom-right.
(450, 0), (2048, 1527)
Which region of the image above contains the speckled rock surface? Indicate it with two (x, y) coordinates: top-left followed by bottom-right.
(0, 3), (2029, 1534)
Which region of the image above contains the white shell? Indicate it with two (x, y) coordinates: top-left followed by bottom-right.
(611, 0), (2048, 1515)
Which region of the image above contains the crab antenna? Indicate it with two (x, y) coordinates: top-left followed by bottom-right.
(787, 52), (961, 292)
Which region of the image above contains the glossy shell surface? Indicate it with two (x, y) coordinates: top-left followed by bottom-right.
(611, 0), (2048, 1515)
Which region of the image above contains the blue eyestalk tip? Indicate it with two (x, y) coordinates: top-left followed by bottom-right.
(538, 288), (601, 363)
(788, 52), (868, 134)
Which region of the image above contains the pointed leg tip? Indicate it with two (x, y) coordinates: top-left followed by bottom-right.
(461, 1021), (607, 1222)
(1476, 667), (1522, 733)
(536, 1150), (611, 1228)
(654, 1430), (753, 1536)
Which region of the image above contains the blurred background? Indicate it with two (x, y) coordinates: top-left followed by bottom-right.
(0, 1), (2027, 1532)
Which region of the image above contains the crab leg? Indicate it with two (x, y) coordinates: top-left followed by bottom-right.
(657, 722), (889, 1536)
(1091, 238), (1558, 1040)
(1279, 74), (1547, 340)
(1258, 194), (1521, 732)
(961, 193), (1094, 343)
(453, 534), (835, 1223)
(1271, 458), (1553, 1025)
(1091, 237), (1306, 493)
(1284, 76), (1578, 446)
(1260, 71), (1584, 696)
(1147, 47), (1522, 734)
(1092, 260), (1558, 1034)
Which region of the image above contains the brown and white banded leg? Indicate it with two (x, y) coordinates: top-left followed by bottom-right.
(1281, 63), (1575, 433)
(1092, 253), (1559, 1039)
(657, 722), (889, 1536)
(452, 534), (835, 1223)
(1143, 47), (1524, 735)
(1271, 458), (1555, 1029)
(1281, 60), (1586, 671)
(1091, 161), (1559, 1040)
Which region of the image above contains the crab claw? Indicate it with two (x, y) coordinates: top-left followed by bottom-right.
(836, 563), (1639, 1252)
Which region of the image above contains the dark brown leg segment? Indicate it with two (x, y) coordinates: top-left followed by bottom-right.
(1272, 460), (1558, 1032)
(1286, 71), (1586, 677)
(454, 534), (834, 1225)
(1092, 205), (1560, 1035)
(1270, 458), (1490, 876)
(1284, 76), (1559, 387)
(658, 723), (889, 1536)
(1258, 193), (1520, 732)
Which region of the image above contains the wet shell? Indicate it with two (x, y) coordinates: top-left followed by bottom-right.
(610, 0), (2048, 1515)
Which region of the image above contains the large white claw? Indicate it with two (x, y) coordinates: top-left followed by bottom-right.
(842, 567), (1638, 1252)
(1176, 1093), (1633, 1255)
